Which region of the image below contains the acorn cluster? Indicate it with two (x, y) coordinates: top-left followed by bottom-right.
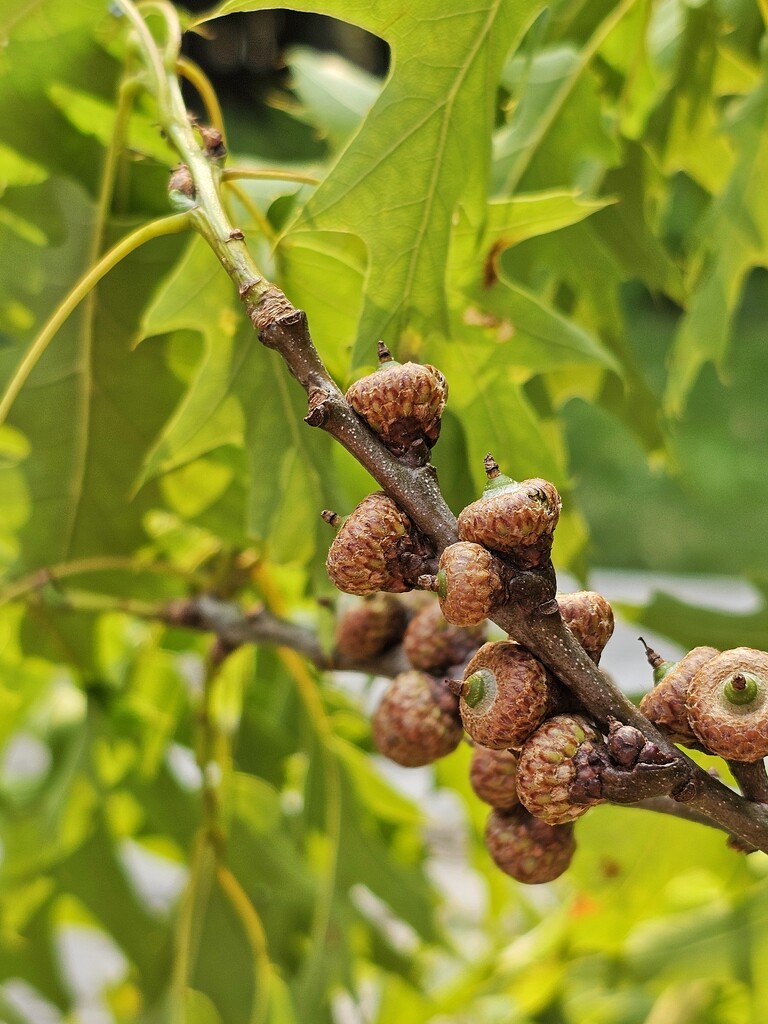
(324, 345), (626, 884)
(640, 642), (768, 763)
(324, 346), (768, 884)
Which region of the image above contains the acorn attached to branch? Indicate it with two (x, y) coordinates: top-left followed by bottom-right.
(484, 806), (576, 884)
(685, 648), (768, 762)
(372, 670), (463, 767)
(457, 454), (561, 569)
(516, 714), (604, 825)
(639, 644), (719, 747)
(402, 600), (485, 673)
(418, 541), (506, 627)
(448, 640), (564, 750)
(324, 493), (428, 595)
(469, 745), (520, 811)
(334, 593), (408, 663)
(557, 591), (615, 664)
(346, 342), (448, 458)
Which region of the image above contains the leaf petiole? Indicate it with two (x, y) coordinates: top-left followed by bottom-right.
(0, 212), (192, 427)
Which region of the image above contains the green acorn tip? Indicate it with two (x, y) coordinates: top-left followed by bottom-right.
(723, 672), (760, 706)
(461, 668), (497, 711)
(482, 453), (517, 492)
(376, 341), (399, 367)
(639, 637), (675, 683)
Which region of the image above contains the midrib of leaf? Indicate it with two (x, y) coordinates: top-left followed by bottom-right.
(398, 0), (505, 336)
(61, 75), (135, 558)
(503, 0), (641, 194)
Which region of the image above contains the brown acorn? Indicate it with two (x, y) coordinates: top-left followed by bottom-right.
(457, 455), (561, 569)
(516, 715), (603, 825)
(469, 745), (520, 810)
(325, 492), (425, 595)
(557, 591), (614, 664)
(685, 647), (768, 761)
(639, 645), (719, 746)
(346, 343), (448, 457)
(450, 640), (565, 750)
(402, 600), (485, 673)
(419, 541), (506, 627)
(484, 806), (576, 884)
(372, 670), (463, 767)
(334, 594), (408, 663)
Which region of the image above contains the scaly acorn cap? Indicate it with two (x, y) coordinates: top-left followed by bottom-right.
(450, 640), (565, 749)
(419, 541), (506, 626)
(372, 669), (463, 767)
(484, 805), (576, 884)
(639, 645), (719, 746)
(325, 492), (421, 595)
(516, 714), (604, 825)
(345, 342), (448, 456)
(334, 594), (408, 663)
(402, 599), (485, 673)
(457, 454), (561, 568)
(557, 591), (615, 664)
(685, 647), (768, 761)
(469, 745), (520, 811)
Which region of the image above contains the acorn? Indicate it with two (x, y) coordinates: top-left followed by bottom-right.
(469, 745), (520, 810)
(402, 600), (485, 673)
(484, 806), (576, 884)
(516, 714), (604, 825)
(685, 648), (768, 762)
(324, 493), (424, 595)
(334, 594), (408, 663)
(557, 591), (614, 664)
(372, 670), (463, 767)
(457, 454), (561, 569)
(346, 343), (448, 457)
(419, 541), (506, 627)
(448, 640), (564, 749)
(639, 645), (719, 747)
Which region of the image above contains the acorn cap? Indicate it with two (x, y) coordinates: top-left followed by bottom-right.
(372, 670), (463, 767)
(639, 646), (719, 746)
(516, 714), (603, 825)
(469, 745), (520, 810)
(432, 541), (506, 626)
(457, 640), (563, 749)
(685, 647), (768, 761)
(334, 593), (408, 663)
(457, 457), (561, 568)
(557, 591), (614, 664)
(325, 492), (417, 595)
(402, 599), (485, 673)
(346, 347), (448, 456)
(484, 805), (576, 883)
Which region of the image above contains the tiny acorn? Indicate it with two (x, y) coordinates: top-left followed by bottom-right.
(516, 714), (604, 825)
(447, 640), (565, 750)
(469, 745), (520, 811)
(557, 591), (614, 664)
(346, 342), (448, 458)
(402, 599), (485, 673)
(372, 669), (463, 767)
(457, 454), (561, 569)
(324, 492), (426, 595)
(686, 647), (768, 761)
(639, 644), (719, 747)
(484, 805), (576, 884)
(334, 593), (408, 664)
(418, 541), (506, 627)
